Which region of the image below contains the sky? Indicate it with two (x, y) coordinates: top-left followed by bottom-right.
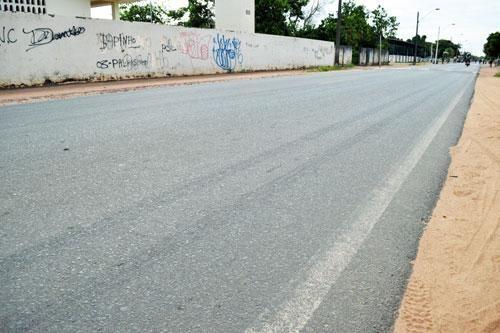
(92, 0), (500, 55)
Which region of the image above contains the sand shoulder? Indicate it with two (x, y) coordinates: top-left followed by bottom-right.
(394, 66), (500, 332)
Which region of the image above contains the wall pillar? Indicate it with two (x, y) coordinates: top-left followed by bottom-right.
(111, 2), (120, 20)
(215, 0), (254, 33)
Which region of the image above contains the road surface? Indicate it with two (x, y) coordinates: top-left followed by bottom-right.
(0, 64), (478, 332)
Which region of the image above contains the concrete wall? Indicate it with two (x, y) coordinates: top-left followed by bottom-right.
(0, 12), (335, 87)
(361, 47), (427, 65)
(337, 45), (352, 65)
(388, 53), (424, 63)
(359, 48), (372, 65)
(215, 0), (254, 33)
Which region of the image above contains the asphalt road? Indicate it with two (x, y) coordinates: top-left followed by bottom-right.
(0, 63), (478, 332)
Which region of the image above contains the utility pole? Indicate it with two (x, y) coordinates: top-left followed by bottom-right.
(434, 23), (455, 64)
(434, 26), (440, 64)
(413, 8), (439, 63)
(379, 33), (382, 67)
(150, 0), (153, 23)
(413, 11), (419, 65)
(334, 0), (342, 66)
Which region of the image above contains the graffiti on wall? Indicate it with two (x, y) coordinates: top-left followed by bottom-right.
(97, 33), (140, 52)
(0, 13), (337, 87)
(314, 46), (333, 60)
(161, 37), (176, 53)
(0, 26), (17, 45)
(212, 34), (243, 71)
(155, 51), (169, 70)
(23, 26), (85, 51)
(178, 31), (210, 60)
(96, 54), (151, 70)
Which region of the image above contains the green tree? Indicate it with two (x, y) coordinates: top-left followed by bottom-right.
(309, 0), (396, 62)
(436, 39), (461, 58)
(169, 0), (215, 28)
(119, 3), (166, 24)
(286, 0), (309, 34)
(443, 47), (455, 59)
(371, 4), (398, 63)
(313, 1), (374, 46)
(483, 32), (500, 58)
(371, 5), (398, 39)
(255, 0), (321, 36)
(407, 34), (434, 58)
(255, 0), (290, 35)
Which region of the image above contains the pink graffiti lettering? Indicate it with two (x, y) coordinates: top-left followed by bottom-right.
(178, 32), (210, 60)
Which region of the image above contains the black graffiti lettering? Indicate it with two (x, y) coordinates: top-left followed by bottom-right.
(96, 60), (109, 69)
(96, 54), (150, 70)
(53, 26), (85, 40)
(23, 26), (85, 51)
(0, 27), (17, 45)
(161, 38), (176, 53)
(23, 28), (52, 50)
(97, 33), (140, 51)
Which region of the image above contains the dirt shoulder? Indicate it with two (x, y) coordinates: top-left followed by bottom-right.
(0, 70), (306, 106)
(394, 66), (500, 332)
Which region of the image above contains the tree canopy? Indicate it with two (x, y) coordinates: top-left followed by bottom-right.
(435, 39), (461, 58)
(371, 5), (398, 38)
(168, 0), (215, 29)
(483, 32), (500, 58)
(255, 0), (290, 35)
(119, 4), (167, 24)
(120, 0), (214, 28)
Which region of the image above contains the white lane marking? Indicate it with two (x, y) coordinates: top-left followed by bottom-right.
(246, 81), (471, 333)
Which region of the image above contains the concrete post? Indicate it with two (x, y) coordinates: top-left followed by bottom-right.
(334, 0), (342, 65)
(111, 3), (120, 20)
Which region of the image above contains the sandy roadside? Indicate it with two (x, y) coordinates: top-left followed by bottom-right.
(394, 66), (500, 333)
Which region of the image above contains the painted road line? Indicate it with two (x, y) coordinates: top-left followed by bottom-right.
(246, 77), (473, 333)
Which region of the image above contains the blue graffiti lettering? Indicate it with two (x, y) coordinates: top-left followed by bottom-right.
(212, 34), (243, 71)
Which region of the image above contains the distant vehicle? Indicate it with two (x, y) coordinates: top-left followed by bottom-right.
(463, 52), (471, 67)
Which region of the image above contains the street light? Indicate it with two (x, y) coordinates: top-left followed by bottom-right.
(434, 23), (456, 64)
(413, 8), (440, 65)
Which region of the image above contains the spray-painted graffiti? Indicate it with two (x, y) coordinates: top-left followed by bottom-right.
(96, 54), (151, 70)
(313, 46), (333, 60)
(212, 34), (243, 71)
(0, 26), (17, 45)
(23, 26), (85, 51)
(97, 33), (140, 52)
(155, 51), (169, 69)
(161, 38), (176, 53)
(178, 32), (210, 60)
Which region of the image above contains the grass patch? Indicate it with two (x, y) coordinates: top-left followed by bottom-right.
(308, 64), (355, 72)
(495, 72), (500, 78)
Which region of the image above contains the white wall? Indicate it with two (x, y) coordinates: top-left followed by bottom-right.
(215, 0), (254, 33)
(47, 0), (91, 17)
(0, 12), (335, 87)
(338, 46), (352, 66)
